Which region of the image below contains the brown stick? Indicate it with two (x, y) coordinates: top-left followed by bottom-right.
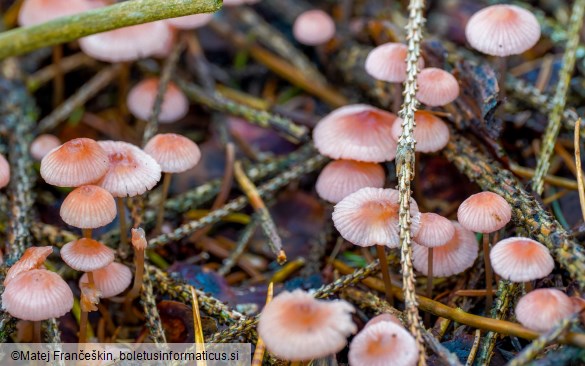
(154, 172), (172, 235)
(52, 45), (64, 107)
(425, 247), (434, 326)
(376, 245), (394, 306)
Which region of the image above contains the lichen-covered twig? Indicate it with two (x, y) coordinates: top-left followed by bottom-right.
(443, 129), (585, 288)
(140, 268), (167, 344)
(0, 0), (222, 59)
(177, 79), (309, 143)
(218, 215), (259, 276)
(395, 0), (426, 363)
(142, 39), (185, 145)
(36, 64), (121, 133)
(508, 315), (578, 366)
(531, 0), (585, 195)
(148, 154), (327, 248)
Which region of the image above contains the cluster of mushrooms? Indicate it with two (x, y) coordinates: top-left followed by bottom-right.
(0, 1), (583, 366)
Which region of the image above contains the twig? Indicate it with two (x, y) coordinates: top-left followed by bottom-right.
(509, 162), (578, 190)
(36, 64), (121, 133)
(148, 154), (327, 248)
(234, 161), (285, 264)
(218, 215), (259, 276)
(507, 315), (578, 366)
(140, 267), (167, 343)
(190, 286), (206, 361)
(177, 79), (309, 143)
(252, 282), (273, 366)
(443, 129), (585, 288)
(0, 0), (222, 59)
(466, 329), (481, 366)
(531, 0), (585, 195)
(142, 39), (185, 145)
(574, 119), (585, 223)
(27, 53), (97, 92)
(396, 0), (427, 363)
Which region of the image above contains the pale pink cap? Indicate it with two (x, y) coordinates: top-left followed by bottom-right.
(490, 237), (554, 282)
(332, 187), (420, 248)
(131, 228), (147, 251)
(413, 221), (478, 277)
(364, 313), (402, 327)
(457, 191), (512, 233)
(0, 153), (9, 189)
(4, 246), (53, 286)
(349, 321), (419, 366)
(143, 133), (201, 173)
(258, 289), (356, 361)
(61, 238), (115, 272)
(30, 134), (61, 161)
(316, 160), (385, 203)
(313, 104), (398, 163)
(97, 141), (162, 197)
(515, 289), (575, 332)
(60, 185), (117, 228)
(18, 0), (91, 26)
(2, 269), (73, 321)
(127, 78), (189, 124)
(416, 68), (460, 107)
(40, 137), (109, 187)
(79, 262), (132, 298)
(79, 21), (173, 62)
(414, 213), (455, 248)
(365, 43), (424, 83)
(391, 111), (450, 153)
(465, 5), (541, 57)
(166, 13), (213, 30)
(293, 10), (336, 46)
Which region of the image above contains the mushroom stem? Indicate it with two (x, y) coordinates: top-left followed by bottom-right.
(79, 310), (88, 344)
(33, 321), (41, 343)
(126, 248), (145, 301)
(154, 172), (172, 235)
(52, 45), (64, 108)
(375, 245), (394, 306)
(524, 281), (534, 292)
(483, 234), (494, 311)
(82, 228), (92, 239)
(87, 272), (95, 288)
(425, 247), (434, 326)
(117, 198), (128, 251)
(118, 61), (130, 117)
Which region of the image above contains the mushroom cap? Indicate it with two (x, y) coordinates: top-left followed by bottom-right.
(465, 4), (541, 57)
(40, 137), (109, 187)
(457, 191), (512, 233)
(292, 10), (336, 46)
(258, 289), (356, 361)
(414, 213), (456, 248)
(18, 0), (91, 26)
(0, 153), (9, 189)
(127, 78), (189, 124)
(60, 185), (117, 229)
(131, 228), (147, 251)
(490, 237), (554, 282)
(4, 246), (53, 286)
(143, 133), (201, 173)
(61, 238), (115, 272)
(391, 111), (450, 153)
(30, 134), (61, 161)
(313, 104), (398, 163)
(79, 21), (173, 62)
(333, 187), (420, 248)
(515, 289), (575, 332)
(416, 68), (460, 107)
(2, 269), (73, 321)
(165, 13), (213, 30)
(348, 321), (419, 366)
(97, 141), (162, 197)
(316, 160), (385, 203)
(79, 262), (132, 298)
(413, 221), (478, 277)
(365, 43), (425, 83)
(365, 313), (402, 327)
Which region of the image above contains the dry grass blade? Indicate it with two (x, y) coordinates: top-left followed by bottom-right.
(252, 282), (273, 366)
(574, 118), (585, 223)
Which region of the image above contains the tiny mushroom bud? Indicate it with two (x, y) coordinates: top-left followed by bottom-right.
(515, 289), (575, 332)
(465, 5), (541, 57)
(315, 160), (385, 204)
(416, 68), (460, 107)
(490, 237), (554, 282)
(292, 10), (336, 46)
(365, 43), (425, 83)
(313, 104), (398, 163)
(30, 134), (61, 161)
(127, 78), (189, 124)
(40, 138), (109, 187)
(258, 289), (356, 361)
